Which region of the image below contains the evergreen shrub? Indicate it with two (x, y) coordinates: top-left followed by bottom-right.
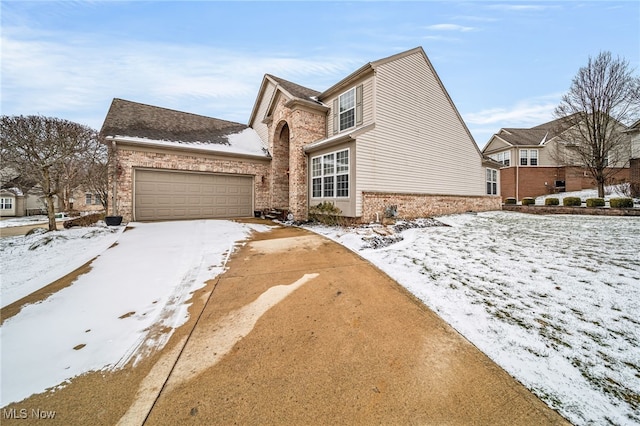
(563, 197), (582, 206)
(610, 198), (633, 208)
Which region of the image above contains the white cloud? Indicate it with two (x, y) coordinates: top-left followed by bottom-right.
(464, 95), (560, 127)
(462, 95), (562, 146)
(426, 23), (475, 32)
(487, 4), (559, 12)
(0, 26), (360, 129)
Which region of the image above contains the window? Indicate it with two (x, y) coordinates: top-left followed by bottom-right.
(519, 149), (538, 166)
(311, 149), (349, 198)
(519, 149), (528, 166)
(312, 157), (322, 198)
(490, 151), (511, 166)
(333, 85), (363, 134)
(486, 169), (498, 195)
(0, 197), (13, 210)
(339, 88), (355, 131)
(85, 193), (92, 205)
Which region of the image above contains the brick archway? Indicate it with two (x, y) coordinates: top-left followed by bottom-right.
(271, 121), (290, 209)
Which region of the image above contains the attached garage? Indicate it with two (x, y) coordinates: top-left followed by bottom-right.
(134, 169), (253, 221)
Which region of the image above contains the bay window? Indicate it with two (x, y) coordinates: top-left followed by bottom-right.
(311, 149), (349, 198)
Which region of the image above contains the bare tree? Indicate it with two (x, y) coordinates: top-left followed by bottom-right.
(554, 51), (640, 197)
(0, 115), (99, 231)
(82, 141), (110, 212)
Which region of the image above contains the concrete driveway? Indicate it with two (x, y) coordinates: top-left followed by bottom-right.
(1, 221), (569, 425)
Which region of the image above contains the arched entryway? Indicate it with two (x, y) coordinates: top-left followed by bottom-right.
(272, 122), (290, 209)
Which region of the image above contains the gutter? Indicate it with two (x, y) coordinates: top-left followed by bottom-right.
(111, 140), (118, 216)
(104, 136), (272, 162)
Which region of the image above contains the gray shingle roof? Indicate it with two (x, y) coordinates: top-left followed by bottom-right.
(100, 98), (247, 144)
(265, 74), (321, 103)
(497, 116), (578, 146)
(497, 128), (549, 146)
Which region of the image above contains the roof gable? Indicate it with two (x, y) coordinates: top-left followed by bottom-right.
(248, 75), (326, 128)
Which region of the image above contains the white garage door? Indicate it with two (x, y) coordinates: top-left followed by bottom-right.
(134, 169), (253, 221)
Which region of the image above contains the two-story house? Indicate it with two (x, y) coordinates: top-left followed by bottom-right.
(102, 47), (500, 223)
(482, 116), (631, 200)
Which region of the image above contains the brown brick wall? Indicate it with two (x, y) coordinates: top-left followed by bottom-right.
(631, 158), (640, 184)
(268, 98), (326, 220)
(111, 146), (270, 222)
(500, 166), (630, 201)
(361, 192), (502, 222)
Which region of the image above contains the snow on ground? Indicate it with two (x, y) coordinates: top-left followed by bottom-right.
(534, 184), (639, 205)
(0, 215), (58, 228)
(1, 223), (123, 307)
(0, 220), (271, 406)
(307, 211), (640, 426)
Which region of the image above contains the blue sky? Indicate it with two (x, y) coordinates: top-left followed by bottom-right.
(1, 1), (638, 147)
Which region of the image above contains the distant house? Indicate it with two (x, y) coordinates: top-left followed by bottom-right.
(482, 116), (631, 200)
(102, 47), (500, 223)
(626, 119), (640, 192)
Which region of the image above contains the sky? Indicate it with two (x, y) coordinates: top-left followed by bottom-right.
(1, 1), (638, 148)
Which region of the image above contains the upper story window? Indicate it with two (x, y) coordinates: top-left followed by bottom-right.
(333, 85), (363, 134)
(311, 149), (350, 198)
(490, 151), (510, 166)
(339, 89), (355, 131)
(520, 149), (538, 166)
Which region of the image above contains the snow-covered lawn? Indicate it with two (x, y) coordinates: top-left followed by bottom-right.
(0, 220), (270, 406)
(308, 212), (640, 426)
(2, 213), (638, 424)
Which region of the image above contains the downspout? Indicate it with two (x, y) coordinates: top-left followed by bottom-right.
(515, 148), (519, 201)
(111, 140), (117, 216)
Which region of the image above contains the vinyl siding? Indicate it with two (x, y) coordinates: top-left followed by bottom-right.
(356, 50), (484, 196)
(250, 81), (276, 145)
(326, 77), (374, 136)
(483, 136), (511, 153)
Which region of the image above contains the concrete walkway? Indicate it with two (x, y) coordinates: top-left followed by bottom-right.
(137, 224), (568, 425)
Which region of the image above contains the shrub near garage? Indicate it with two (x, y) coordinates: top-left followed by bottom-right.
(504, 198), (517, 205)
(563, 197), (582, 206)
(521, 198), (536, 206)
(610, 198), (634, 208)
(545, 198), (560, 206)
(586, 198), (605, 207)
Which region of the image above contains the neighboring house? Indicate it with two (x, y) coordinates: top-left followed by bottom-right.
(102, 47), (500, 223)
(0, 189), (21, 217)
(67, 187), (105, 213)
(482, 116), (631, 200)
(626, 119), (640, 192)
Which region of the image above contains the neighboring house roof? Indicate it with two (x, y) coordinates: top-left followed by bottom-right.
(494, 128), (550, 146)
(486, 115), (581, 149)
(101, 98), (270, 158)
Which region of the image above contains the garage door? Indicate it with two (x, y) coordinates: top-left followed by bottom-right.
(134, 169), (253, 221)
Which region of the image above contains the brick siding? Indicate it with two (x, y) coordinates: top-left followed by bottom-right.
(267, 97), (326, 220)
(110, 146), (270, 222)
(361, 192), (502, 222)
(500, 166), (630, 201)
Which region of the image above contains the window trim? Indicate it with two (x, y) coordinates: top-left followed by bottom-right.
(338, 88), (356, 132)
(519, 149), (538, 166)
(0, 197), (13, 210)
(311, 148), (350, 199)
(486, 168), (498, 195)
